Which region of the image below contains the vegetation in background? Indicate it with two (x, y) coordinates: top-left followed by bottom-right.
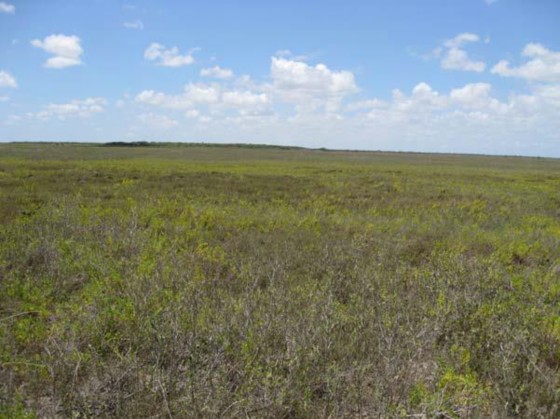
(0, 143), (559, 417)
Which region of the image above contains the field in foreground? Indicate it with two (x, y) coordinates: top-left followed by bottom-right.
(1, 143), (559, 417)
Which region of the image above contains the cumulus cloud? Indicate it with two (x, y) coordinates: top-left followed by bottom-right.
(438, 33), (486, 72)
(35, 98), (107, 120)
(184, 83), (221, 104)
(0, 71), (17, 88)
(357, 80), (560, 133)
(31, 34), (84, 68)
(130, 77), (560, 155)
(0, 2), (15, 14)
(362, 82), (504, 120)
(0, 71), (15, 104)
(532, 84), (560, 106)
(222, 90), (268, 107)
(135, 83), (221, 110)
(129, 78), (560, 155)
(200, 66), (234, 79)
(123, 20), (144, 30)
(127, 50), (560, 156)
(267, 56), (357, 114)
(137, 113), (178, 129)
(392, 82), (448, 113)
(346, 99), (387, 112)
(144, 43), (196, 67)
(334, 79), (560, 155)
(221, 90), (270, 116)
(491, 43), (560, 83)
(449, 83), (506, 113)
(270, 57), (357, 96)
(136, 82), (271, 119)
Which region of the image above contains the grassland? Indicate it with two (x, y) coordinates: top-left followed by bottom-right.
(0, 142), (559, 417)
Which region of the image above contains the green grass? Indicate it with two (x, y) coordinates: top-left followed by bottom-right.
(1, 142), (559, 417)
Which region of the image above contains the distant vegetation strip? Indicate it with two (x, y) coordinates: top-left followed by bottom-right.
(101, 141), (308, 150)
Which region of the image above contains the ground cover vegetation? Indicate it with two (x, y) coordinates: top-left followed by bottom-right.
(0, 143), (559, 417)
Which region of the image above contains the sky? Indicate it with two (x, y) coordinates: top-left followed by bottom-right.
(1, 0), (560, 156)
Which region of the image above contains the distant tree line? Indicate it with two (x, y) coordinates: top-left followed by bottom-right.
(101, 141), (306, 150)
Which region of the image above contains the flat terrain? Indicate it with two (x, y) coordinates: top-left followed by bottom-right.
(1, 143), (559, 417)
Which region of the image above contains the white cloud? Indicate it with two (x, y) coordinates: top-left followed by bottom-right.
(0, 2), (15, 14)
(35, 98), (107, 120)
(127, 51), (560, 156)
(449, 83), (507, 112)
(123, 20), (144, 30)
(136, 82), (270, 119)
(450, 83), (491, 106)
(222, 90), (270, 116)
(0, 71), (17, 88)
(385, 82), (449, 119)
(491, 43), (560, 82)
(0, 69), (16, 108)
(184, 109), (213, 123)
(31, 34), (83, 68)
(200, 66), (234, 79)
(4, 115), (22, 125)
(222, 90), (268, 107)
(410, 82), (447, 107)
(366, 82), (510, 120)
(128, 79), (558, 153)
(184, 83), (221, 104)
(273, 49), (309, 61)
(185, 109), (200, 119)
(129, 77), (558, 155)
(346, 99), (387, 112)
(533, 84), (560, 106)
(270, 57), (357, 96)
(137, 113), (178, 129)
(439, 33), (486, 72)
(268, 57), (357, 114)
(355, 80), (560, 137)
(144, 43), (196, 67)
(136, 90), (177, 107)
(135, 83), (221, 110)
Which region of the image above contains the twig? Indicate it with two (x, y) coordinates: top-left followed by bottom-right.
(0, 311), (41, 322)
(220, 398), (246, 418)
(2, 361), (48, 369)
(157, 377), (173, 419)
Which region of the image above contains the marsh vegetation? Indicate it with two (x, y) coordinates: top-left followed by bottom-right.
(1, 143), (559, 417)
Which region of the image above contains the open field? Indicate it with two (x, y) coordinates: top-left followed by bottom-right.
(1, 143), (559, 417)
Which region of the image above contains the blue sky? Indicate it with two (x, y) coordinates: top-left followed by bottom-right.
(1, 0), (559, 156)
